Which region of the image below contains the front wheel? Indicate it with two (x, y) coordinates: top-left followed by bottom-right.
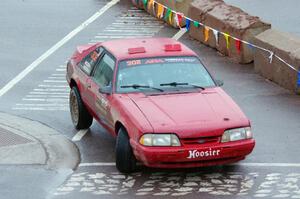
(115, 128), (136, 173)
(69, 86), (93, 129)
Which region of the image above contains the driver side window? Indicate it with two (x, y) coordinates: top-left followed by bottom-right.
(92, 53), (115, 88)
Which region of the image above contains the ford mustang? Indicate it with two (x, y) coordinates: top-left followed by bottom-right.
(66, 38), (255, 173)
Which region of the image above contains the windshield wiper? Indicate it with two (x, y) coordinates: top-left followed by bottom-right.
(160, 82), (189, 87)
(160, 82), (205, 90)
(189, 84), (206, 90)
(121, 84), (164, 92)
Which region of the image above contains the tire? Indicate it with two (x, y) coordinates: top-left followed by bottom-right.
(69, 86), (93, 130)
(115, 128), (136, 173)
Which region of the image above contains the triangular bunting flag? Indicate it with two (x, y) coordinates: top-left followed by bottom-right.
(247, 43), (254, 51)
(147, 0), (154, 11)
(157, 4), (164, 19)
(204, 27), (210, 42)
(186, 18), (191, 31)
(193, 21), (199, 28)
(235, 39), (241, 54)
(176, 13), (183, 28)
(142, 0), (148, 8)
(269, 51), (274, 64)
(168, 11), (173, 24)
(297, 71), (300, 87)
(164, 8), (171, 21)
(212, 29), (219, 46)
(224, 33), (230, 49)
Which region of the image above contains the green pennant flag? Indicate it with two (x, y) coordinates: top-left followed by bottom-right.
(164, 8), (172, 21)
(142, 0), (148, 7)
(193, 21), (199, 27)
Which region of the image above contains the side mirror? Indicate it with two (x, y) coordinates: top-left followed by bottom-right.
(215, 80), (224, 87)
(99, 86), (111, 95)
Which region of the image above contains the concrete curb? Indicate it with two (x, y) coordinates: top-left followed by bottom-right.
(0, 112), (80, 170)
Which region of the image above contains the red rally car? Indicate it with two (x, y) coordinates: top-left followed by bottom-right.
(66, 38), (255, 173)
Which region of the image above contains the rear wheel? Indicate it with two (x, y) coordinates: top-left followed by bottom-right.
(69, 86), (93, 129)
(115, 128), (136, 173)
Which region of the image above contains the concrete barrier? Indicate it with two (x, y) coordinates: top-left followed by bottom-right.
(254, 29), (300, 94)
(155, 0), (192, 16)
(188, 0), (271, 64)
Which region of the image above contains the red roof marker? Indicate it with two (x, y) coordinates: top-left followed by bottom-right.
(128, 47), (146, 54)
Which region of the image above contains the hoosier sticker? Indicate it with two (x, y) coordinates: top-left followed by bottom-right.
(187, 148), (220, 159)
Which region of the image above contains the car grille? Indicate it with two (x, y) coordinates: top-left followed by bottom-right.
(181, 136), (220, 146)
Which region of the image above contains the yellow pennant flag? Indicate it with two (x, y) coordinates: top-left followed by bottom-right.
(148, 0), (154, 12)
(224, 33), (230, 49)
(204, 27), (210, 42)
(168, 11), (173, 24)
(157, 4), (164, 19)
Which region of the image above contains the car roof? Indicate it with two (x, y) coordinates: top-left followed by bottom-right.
(101, 37), (197, 61)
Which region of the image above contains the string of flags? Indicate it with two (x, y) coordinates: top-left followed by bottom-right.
(137, 0), (300, 87)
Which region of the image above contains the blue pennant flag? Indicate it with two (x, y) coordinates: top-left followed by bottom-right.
(297, 71), (300, 87)
(247, 43), (255, 51)
(186, 18), (191, 31)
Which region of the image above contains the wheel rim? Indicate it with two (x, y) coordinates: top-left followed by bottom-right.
(70, 90), (79, 125)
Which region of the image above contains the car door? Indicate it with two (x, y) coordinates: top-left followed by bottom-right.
(78, 47), (104, 110)
(90, 52), (116, 129)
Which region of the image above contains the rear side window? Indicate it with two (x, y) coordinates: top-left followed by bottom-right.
(79, 47), (103, 75)
(92, 54), (115, 88)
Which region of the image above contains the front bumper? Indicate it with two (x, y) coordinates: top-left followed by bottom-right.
(131, 139), (255, 168)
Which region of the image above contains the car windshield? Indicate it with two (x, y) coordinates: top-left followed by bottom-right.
(116, 57), (216, 93)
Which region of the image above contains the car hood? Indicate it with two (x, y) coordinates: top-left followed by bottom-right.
(127, 88), (249, 138)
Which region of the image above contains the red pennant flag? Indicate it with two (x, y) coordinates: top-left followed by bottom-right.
(176, 13), (183, 27)
(235, 39), (241, 54)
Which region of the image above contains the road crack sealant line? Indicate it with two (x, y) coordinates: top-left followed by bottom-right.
(0, 0), (120, 98)
(139, 0), (300, 81)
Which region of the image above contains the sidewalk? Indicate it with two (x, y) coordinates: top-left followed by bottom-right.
(0, 112), (80, 169)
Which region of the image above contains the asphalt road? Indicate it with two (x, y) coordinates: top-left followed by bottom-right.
(224, 0), (300, 36)
(0, 0), (300, 199)
(0, 0), (107, 89)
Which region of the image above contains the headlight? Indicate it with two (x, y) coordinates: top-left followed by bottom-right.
(221, 127), (252, 143)
(139, 134), (181, 146)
